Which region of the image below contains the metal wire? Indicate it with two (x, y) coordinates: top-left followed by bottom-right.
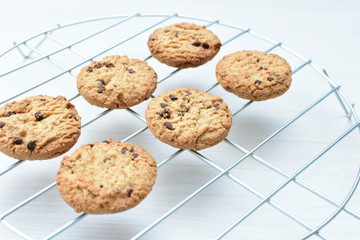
(0, 14), (359, 240)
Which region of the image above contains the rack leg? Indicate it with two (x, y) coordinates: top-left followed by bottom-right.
(24, 34), (49, 58)
(322, 69), (355, 119)
(13, 42), (28, 59)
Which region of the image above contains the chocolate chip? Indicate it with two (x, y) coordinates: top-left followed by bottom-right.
(160, 103), (168, 108)
(256, 58), (260, 63)
(165, 122), (174, 130)
(130, 147), (134, 152)
(255, 80), (262, 84)
(100, 184), (104, 188)
(0, 122), (5, 128)
(98, 87), (105, 93)
(158, 109), (171, 119)
(202, 42), (210, 49)
(121, 148), (128, 154)
(35, 112), (44, 121)
(178, 112), (185, 117)
(259, 67), (264, 70)
(103, 158), (111, 163)
(40, 98), (47, 101)
(69, 115), (77, 120)
(127, 189), (133, 197)
(86, 67), (93, 73)
(89, 144), (94, 148)
(192, 40), (201, 47)
(267, 77), (274, 82)
(94, 63), (103, 68)
(27, 141), (36, 151)
(103, 140), (110, 144)
(169, 94), (177, 101)
(186, 91), (192, 96)
(104, 62), (115, 68)
(127, 68), (135, 73)
(214, 103), (220, 109)
(180, 105), (189, 111)
(4, 111), (16, 117)
(97, 79), (105, 85)
(132, 153), (139, 159)
(275, 74), (281, 77)
(175, 31), (179, 37)
(164, 29), (170, 33)
(264, 67), (268, 70)
(11, 137), (23, 145)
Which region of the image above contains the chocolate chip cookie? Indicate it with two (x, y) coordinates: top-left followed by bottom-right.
(0, 95), (81, 160)
(145, 88), (232, 150)
(148, 23), (222, 68)
(56, 139), (157, 214)
(216, 50), (292, 101)
(77, 55), (158, 109)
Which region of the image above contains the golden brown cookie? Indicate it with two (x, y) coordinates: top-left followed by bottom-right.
(147, 23), (221, 68)
(145, 88), (232, 150)
(77, 55), (157, 109)
(0, 95), (81, 160)
(216, 50), (292, 101)
(56, 139), (157, 214)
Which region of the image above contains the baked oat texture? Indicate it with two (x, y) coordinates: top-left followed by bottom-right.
(77, 55), (158, 109)
(56, 139), (157, 214)
(145, 88), (232, 150)
(216, 50), (292, 101)
(147, 22), (222, 68)
(0, 95), (81, 160)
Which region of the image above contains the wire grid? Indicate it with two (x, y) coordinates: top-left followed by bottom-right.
(0, 13), (359, 240)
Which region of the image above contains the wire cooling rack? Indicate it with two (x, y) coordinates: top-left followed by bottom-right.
(0, 14), (359, 240)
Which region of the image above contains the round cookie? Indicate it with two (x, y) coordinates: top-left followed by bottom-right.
(147, 22), (222, 68)
(77, 55), (157, 109)
(145, 88), (232, 150)
(0, 95), (81, 160)
(56, 139), (157, 214)
(216, 50), (292, 101)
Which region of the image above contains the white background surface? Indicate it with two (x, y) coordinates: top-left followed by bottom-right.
(0, 0), (359, 239)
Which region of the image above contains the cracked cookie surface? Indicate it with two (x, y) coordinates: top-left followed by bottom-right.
(77, 55), (157, 109)
(56, 139), (157, 214)
(148, 23), (221, 68)
(0, 95), (81, 160)
(216, 50), (292, 101)
(145, 88), (232, 150)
